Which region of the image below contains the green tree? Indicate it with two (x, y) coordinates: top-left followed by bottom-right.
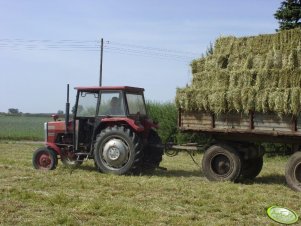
(57, 110), (64, 115)
(8, 108), (19, 114)
(274, 0), (301, 30)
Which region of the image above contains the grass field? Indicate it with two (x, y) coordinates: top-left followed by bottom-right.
(0, 141), (300, 225)
(0, 115), (49, 141)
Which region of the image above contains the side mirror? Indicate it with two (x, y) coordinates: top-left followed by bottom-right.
(52, 114), (59, 121)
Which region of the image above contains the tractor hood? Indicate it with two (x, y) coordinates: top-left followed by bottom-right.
(45, 121), (73, 143)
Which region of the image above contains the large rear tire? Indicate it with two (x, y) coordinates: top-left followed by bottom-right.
(94, 126), (143, 175)
(285, 152), (301, 192)
(202, 144), (242, 182)
(141, 130), (164, 173)
(32, 147), (58, 170)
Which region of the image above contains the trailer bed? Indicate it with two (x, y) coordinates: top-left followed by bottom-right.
(179, 110), (301, 144)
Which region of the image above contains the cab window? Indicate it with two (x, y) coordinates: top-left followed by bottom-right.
(98, 92), (125, 116)
(126, 93), (146, 115)
(76, 92), (98, 117)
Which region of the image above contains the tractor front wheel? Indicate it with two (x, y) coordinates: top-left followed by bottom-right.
(94, 126), (143, 175)
(32, 147), (58, 170)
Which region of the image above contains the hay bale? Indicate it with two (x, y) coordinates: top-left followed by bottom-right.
(226, 89), (242, 112)
(216, 54), (229, 69)
(176, 28), (301, 116)
(191, 60), (198, 74)
(207, 89), (227, 114)
(273, 49), (283, 69)
(291, 88), (301, 115)
(264, 50), (274, 69)
(256, 89), (270, 113)
(244, 55), (253, 69)
(241, 88), (256, 113)
(288, 49), (299, 69)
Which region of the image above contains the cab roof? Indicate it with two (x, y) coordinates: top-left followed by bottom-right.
(75, 86), (144, 92)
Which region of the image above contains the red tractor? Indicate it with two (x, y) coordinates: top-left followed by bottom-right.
(32, 85), (164, 174)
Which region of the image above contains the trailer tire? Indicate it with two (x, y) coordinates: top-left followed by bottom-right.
(141, 130), (163, 173)
(32, 147), (58, 170)
(202, 144), (241, 182)
(241, 157), (263, 180)
(94, 126), (143, 175)
(285, 152), (301, 192)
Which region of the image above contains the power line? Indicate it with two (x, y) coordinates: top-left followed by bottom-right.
(103, 48), (191, 63)
(104, 40), (200, 56)
(104, 46), (194, 60)
(0, 38), (198, 62)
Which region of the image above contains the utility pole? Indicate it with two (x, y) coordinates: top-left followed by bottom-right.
(99, 38), (104, 86)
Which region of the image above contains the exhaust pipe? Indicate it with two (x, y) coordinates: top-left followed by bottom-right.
(65, 84), (70, 134)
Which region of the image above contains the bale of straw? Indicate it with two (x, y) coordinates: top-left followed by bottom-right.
(255, 89), (270, 113)
(288, 49), (299, 69)
(291, 88), (301, 115)
(207, 88), (227, 114)
(176, 28), (301, 116)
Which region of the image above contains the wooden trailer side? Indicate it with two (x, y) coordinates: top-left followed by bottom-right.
(178, 109), (301, 143)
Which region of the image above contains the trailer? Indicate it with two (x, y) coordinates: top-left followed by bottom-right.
(177, 109), (301, 191)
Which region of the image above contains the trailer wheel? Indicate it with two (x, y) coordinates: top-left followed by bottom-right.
(241, 157), (263, 180)
(32, 148), (58, 170)
(202, 144), (241, 182)
(94, 126), (143, 175)
(285, 152), (301, 192)
(141, 130), (164, 173)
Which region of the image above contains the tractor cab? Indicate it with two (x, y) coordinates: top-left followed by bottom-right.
(33, 85), (163, 174)
(75, 86), (146, 118)
(73, 86), (147, 151)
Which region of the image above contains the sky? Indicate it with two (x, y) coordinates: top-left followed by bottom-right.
(0, 0), (282, 113)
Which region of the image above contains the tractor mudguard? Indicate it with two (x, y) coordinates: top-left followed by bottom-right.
(46, 142), (62, 155)
(101, 117), (144, 132)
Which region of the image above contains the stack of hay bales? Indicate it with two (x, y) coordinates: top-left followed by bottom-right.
(176, 28), (301, 115)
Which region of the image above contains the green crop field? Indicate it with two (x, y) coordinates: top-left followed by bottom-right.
(0, 141), (300, 225)
(0, 115), (50, 141)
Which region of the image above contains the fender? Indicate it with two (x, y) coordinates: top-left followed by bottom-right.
(101, 117), (144, 132)
(46, 142), (62, 155)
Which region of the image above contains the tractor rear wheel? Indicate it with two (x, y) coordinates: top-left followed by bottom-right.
(94, 126), (143, 175)
(141, 130), (164, 173)
(202, 144), (242, 182)
(32, 147), (58, 170)
(285, 152), (301, 192)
